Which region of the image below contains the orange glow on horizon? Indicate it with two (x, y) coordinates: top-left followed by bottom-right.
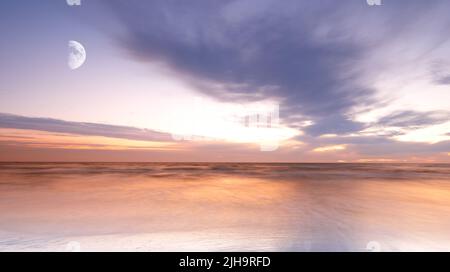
(0, 128), (177, 151)
(313, 145), (346, 152)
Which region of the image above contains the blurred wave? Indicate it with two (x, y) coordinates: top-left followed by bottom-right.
(1, 162), (449, 180)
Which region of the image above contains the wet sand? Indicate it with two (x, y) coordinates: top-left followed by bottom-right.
(0, 163), (449, 251)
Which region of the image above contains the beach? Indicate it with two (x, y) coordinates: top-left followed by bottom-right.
(1, 163), (449, 251)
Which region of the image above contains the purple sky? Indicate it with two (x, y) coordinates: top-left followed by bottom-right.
(0, 0), (449, 162)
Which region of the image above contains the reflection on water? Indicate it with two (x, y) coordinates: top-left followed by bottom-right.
(0, 163), (449, 251)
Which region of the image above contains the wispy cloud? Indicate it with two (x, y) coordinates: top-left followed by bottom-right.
(0, 113), (172, 142)
(313, 145), (346, 153)
(0, 128), (175, 151)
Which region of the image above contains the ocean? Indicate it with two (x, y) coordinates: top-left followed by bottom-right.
(0, 163), (449, 251)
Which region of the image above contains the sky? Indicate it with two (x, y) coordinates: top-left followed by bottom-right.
(0, 0), (449, 162)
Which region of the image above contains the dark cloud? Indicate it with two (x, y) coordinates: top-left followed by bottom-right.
(106, 0), (382, 135)
(0, 113), (172, 142)
(376, 110), (450, 128)
(430, 60), (450, 85)
(434, 75), (450, 85)
(303, 132), (450, 156)
(102, 0), (449, 140)
(304, 115), (366, 136)
(355, 140), (450, 156)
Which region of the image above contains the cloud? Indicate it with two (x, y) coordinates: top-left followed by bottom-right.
(106, 0), (379, 136)
(106, 0), (450, 140)
(435, 76), (450, 85)
(87, 0), (450, 160)
(355, 140), (450, 157)
(376, 110), (450, 128)
(430, 60), (450, 85)
(0, 113), (173, 142)
(313, 145), (346, 152)
(0, 128), (174, 151)
(305, 115), (366, 136)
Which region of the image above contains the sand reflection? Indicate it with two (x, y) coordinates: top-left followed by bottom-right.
(0, 163), (450, 251)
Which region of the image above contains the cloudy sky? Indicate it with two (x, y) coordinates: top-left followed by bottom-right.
(0, 0), (449, 162)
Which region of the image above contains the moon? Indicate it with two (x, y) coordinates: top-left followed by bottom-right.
(68, 40), (86, 70)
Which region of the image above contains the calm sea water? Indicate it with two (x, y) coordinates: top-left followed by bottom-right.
(0, 163), (449, 251)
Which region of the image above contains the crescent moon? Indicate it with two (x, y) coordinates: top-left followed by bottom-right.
(68, 40), (86, 70)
